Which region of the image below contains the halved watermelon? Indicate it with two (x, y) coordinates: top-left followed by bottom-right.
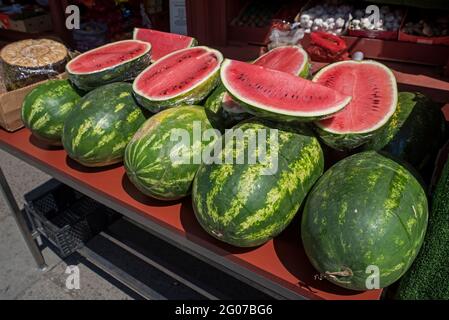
(133, 46), (223, 113)
(313, 60), (398, 150)
(220, 59), (351, 121)
(66, 40), (151, 91)
(221, 45), (310, 115)
(133, 28), (197, 62)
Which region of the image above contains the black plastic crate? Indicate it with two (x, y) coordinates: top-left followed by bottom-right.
(24, 179), (118, 257)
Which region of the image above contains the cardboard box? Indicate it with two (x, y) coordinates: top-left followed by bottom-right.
(0, 73), (66, 132)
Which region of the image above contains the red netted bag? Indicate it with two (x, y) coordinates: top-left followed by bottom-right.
(307, 32), (349, 62)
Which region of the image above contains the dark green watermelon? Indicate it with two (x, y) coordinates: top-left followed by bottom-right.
(204, 83), (251, 129)
(363, 92), (446, 173)
(22, 79), (82, 146)
(301, 151), (428, 291)
(62, 82), (146, 167)
(124, 106), (221, 200)
(192, 119), (324, 247)
(396, 153), (449, 299)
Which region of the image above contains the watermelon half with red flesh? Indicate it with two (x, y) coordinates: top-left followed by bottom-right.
(221, 45), (310, 115)
(133, 28), (197, 62)
(66, 40), (151, 91)
(220, 59), (351, 121)
(133, 46), (223, 113)
(313, 60), (398, 150)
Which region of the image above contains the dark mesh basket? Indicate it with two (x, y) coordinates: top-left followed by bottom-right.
(24, 180), (118, 257)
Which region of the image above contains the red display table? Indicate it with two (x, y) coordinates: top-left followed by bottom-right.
(0, 128), (382, 300)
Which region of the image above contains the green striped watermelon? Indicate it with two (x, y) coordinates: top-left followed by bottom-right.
(124, 106), (221, 200)
(301, 151), (428, 291)
(363, 92), (446, 172)
(62, 82), (146, 167)
(192, 119), (324, 247)
(22, 79), (82, 146)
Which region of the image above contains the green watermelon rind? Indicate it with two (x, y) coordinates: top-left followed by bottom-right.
(62, 82), (146, 167)
(124, 106), (221, 200)
(192, 118), (324, 247)
(312, 60), (398, 151)
(133, 46), (223, 113)
(21, 79), (82, 146)
(220, 59), (351, 122)
(301, 151), (428, 291)
(362, 92), (445, 171)
(66, 40), (152, 91)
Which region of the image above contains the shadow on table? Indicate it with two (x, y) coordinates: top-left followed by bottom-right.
(272, 214), (361, 297)
(65, 156), (122, 173)
(29, 134), (63, 151)
(121, 173), (182, 207)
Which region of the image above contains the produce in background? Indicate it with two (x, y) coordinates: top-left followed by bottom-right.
(66, 40), (152, 91)
(205, 45), (310, 128)
(133, 28), (198, 62)
(62, 82), (146, 167)
(302, 151), (428, 291)
(363, 92), (446, 176)
(125, 106), (221, 200)
(395, 153), (449, 299)
(313, 60), (398, 150)
(298, 2), (352, 35)
(0, 39), (68, 91)
(133, 46), (223, 113)
(192, 119), (324, 247)
(349, 5), (403, 32)
(22, 80), (82, 146)
(220, 59), (351, 121)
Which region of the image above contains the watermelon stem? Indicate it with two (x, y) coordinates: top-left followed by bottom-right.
(323, 267), (353, 281)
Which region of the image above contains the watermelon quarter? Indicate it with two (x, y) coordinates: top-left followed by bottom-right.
(220, 59), (351, 121)
(205, 46), (310, 127)
(66, 40), (152, 91)
(301, 151), (428, 291)
(125, 106), (221, 200)
(133, 28), (197, 62)
(192, 119), (324, 247)
(62, 82), (146, 167)
(22, 79), (82, 146)
(133, 46), (223, 113)
(313, 60), (398, 150)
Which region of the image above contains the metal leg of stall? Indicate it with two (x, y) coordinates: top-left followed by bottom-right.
(0, 166), (47, 271)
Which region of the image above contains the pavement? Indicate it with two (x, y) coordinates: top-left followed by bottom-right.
(0, 149), (269, 300)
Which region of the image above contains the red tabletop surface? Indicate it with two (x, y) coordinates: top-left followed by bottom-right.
(0, 128), (382, 300)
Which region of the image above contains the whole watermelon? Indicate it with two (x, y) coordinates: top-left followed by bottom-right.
(124, 106), (221, 200)
(62, 82), (146, 167)
(301, 151), (428, 291)
(192, 119), (324, 247)
(363, 92), (446, 174)
(22, 79), (82, 146)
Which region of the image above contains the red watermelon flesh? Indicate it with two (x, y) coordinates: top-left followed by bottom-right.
(314, 60), (397, 133)
(66, 40), (150, 74)
(221, 59), (351, 119)
(133, 28), (197, 61)
(253, 46), (308, 75)
(134, 47), (221, 99)
(222, 46), (309, 114)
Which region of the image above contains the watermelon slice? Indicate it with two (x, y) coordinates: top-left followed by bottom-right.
(133, 46), (223, 113)
(221, 45), (310, 115)
(220, 59), (351, 121)
(66, 40), (151, 91)
(313, 60), (398, 150)
(133, 28), (197, 62)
